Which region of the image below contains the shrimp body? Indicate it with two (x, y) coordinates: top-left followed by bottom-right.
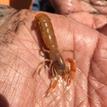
(35, 13), (76, 95)
(35, 13), (66, 76)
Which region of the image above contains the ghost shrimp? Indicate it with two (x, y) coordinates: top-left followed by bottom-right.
(34, 13), (76, 96)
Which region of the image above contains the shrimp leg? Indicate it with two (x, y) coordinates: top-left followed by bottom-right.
(45, 77), (59, 97)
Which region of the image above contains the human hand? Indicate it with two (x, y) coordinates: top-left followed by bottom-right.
(0, 10), (107, 107)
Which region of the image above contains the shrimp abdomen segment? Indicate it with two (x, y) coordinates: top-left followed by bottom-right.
(35, 13), (58, 50)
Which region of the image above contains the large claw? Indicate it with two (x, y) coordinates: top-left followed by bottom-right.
(63, 58), (76, 86)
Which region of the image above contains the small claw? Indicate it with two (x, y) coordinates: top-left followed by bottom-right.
(45, 77), (58, 97)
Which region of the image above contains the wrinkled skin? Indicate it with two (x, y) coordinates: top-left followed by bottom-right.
(50, 0), (107, 30)
(0, 10), (107, 107)
(50, 0), (107, 14)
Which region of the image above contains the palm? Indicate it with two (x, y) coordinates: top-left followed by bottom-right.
(0, 10), (107, 107)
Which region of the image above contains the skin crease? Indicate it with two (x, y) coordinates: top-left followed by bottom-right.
(0, 10), (107, 107)
(50, 0), (107, 30)
(50, 0), (107, 14)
